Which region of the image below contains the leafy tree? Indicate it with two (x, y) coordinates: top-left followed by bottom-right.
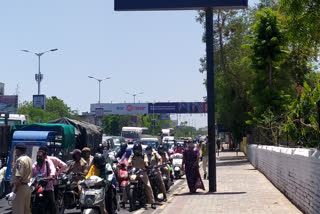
(18, 97), (79, 123)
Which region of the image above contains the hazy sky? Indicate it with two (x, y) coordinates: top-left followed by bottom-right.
(1, 0), (259, 128)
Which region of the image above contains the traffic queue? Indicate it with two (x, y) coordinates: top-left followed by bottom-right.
(3, 138), (192, 214)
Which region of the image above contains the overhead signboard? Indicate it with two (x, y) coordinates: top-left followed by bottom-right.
(149, 102), (207, 114)
(115, 0), (248, 11)
(0, 95), (18, 113)
(91, 102), (207, 115)
(91, 103), (148, 115)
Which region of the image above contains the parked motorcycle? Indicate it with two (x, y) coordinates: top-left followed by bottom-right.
(127, 167), (147, 211)
(171, 153), (184, 179)
(80, 175), (106, 214)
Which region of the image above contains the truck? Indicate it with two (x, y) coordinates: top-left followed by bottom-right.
(121, 127), (148, 142)
(0, 113), (28, 126)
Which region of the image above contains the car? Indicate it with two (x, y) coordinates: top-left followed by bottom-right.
(140, 138), (159, 150)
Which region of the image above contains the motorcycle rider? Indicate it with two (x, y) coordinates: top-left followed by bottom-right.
(174, 143), (184, 154)
(116, 142), (128, 160)
(39, 146), (67, 177)
(82, 147), (94, 170)
(85, 153), (108, 214)
(32, 148), (57, 214)
(128, 143), (156, 209)
(67, 149), (88, 181)
(157, 145), (171, 183)
(145, 146), (167, 202)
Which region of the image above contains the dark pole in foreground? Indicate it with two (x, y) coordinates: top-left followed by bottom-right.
(206, 7), (216, 192)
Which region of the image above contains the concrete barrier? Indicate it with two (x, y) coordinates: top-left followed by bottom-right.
(248, 144), (320, 214)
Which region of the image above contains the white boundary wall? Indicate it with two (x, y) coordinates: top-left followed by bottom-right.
(248, 144), (320, 214)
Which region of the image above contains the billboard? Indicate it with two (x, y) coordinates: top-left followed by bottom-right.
(115, 0), (248, 11)
(0, 95), (18, 113)
(148, 102), (207, 114)
(91, 103), (148, 115)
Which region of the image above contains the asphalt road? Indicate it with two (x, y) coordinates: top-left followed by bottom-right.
(0, 177), (186, 214)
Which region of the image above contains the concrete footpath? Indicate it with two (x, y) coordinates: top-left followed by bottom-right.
(152, 151), (302, 214)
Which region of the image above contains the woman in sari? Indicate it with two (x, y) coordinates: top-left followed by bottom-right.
(183, 142), (205, 193)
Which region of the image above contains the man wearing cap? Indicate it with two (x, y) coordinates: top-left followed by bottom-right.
(67, 149), (88, 180)
(82, 147), (93, 171)
(39, 146), (67, 177)
(9, 144), (32, 214)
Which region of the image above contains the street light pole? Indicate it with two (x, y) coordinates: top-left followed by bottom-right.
(21, 48), (58, 95)
(88, 76), (111, 104)
(126, 92), (144, 104)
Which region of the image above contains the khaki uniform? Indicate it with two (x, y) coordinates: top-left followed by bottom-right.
(160, 153), (171, 179)
(11, 154), (32, 214)
(147, 152), (167, 200)
(67, 158), (88, 180)
(128, 154), (155, 204)
(84, 155), (94, 172)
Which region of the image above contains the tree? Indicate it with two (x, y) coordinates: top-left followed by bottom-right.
(18, 97), (79, 123)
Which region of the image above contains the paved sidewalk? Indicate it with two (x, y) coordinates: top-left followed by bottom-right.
(152, 151), (301, 214)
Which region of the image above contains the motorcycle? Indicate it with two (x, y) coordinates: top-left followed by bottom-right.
(29, 175), (51, 214)
(171, 153), (184, 179)
(80, 175), (106, 214)
(53, 173), (69, 214)
(64, 172), (84, 209)
(127, 167), (147, 211)
(148, 165), (161, 201)
(117, 162), (129, 208)
(104, 162), (120, 214)
(160, 164), (172, 191)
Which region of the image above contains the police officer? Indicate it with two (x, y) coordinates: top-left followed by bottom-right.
(116, 142), (127, 160)
(9, 143), (32, 214)
(67, 149), (88, 179)
(157, 145), (171, 183)
(128, 143), (156, 209)
(145, 146), (167, 202)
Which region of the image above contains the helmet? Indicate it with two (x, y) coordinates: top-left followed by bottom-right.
(71, 149), (82, 160)
(125, 148), (132, 159)
(98, 144), (104, 154)
(93, 153), (106, 169)
(157, 145), (165, 155)
(133, 143), (143, 156)
(146, 145), (152, 151)
(162, 142), (169, 150)
(120, 142), (127, 152)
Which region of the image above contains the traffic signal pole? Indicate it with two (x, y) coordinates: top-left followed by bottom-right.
(206, 7), (217, 192)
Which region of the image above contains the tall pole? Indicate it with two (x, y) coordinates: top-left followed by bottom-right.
(206, 7), (216, 192)
(133, 94), (136, 104)
(98, 80), (101, 104)
(38, 55), (41, 95)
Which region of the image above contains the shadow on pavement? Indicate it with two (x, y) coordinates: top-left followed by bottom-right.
(216, 160), (249, 167)
(174, 191), (247, 196)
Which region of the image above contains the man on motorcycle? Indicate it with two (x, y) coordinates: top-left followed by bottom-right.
(157, 145), (171, 183)
(116, 142), (127, 160)
(145, 146), (167, 202)
(174, 143), (184, 154)
(39, 146), (67, 177)
(82, 147), (94, 170)
(67, 149), (88, 181)
(128, 143), (156, 209)
(32, 148), (57, 214)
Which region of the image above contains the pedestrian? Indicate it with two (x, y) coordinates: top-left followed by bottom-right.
(182, 142), (205, 193)
(8, 143), (32, 214)
(216, 138), (221, 152)
(200, 140), (208, 179)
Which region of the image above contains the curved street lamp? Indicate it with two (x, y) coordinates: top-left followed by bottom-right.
(88, 76), (111, 104)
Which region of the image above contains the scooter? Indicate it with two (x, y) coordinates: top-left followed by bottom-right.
(127, 167), (147, 212)
(105, 162), (120, 214)
(171, 153), (184, 179)
(117, 161), (129, 208)
(80, 175), (106, 214)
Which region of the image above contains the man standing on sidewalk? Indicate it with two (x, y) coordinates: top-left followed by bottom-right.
(200, 140), (208, 179)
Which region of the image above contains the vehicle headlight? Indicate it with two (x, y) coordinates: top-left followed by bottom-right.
(130, 174), (137, 180)
(121, 174), (128, 178)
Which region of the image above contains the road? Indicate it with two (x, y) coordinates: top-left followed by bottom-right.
(0, 177), (186, 214)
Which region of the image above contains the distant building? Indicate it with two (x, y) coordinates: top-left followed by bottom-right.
(0, 83), (4, 95)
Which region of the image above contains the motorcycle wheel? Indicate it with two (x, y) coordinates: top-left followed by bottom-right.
(56, 193), (65, 214)
(106, 186), (117, 214)
(174, 171), (180, 180)
(129, 188), (136, 212)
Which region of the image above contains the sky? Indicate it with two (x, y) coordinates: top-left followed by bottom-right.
(1, 0), (259, 129)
